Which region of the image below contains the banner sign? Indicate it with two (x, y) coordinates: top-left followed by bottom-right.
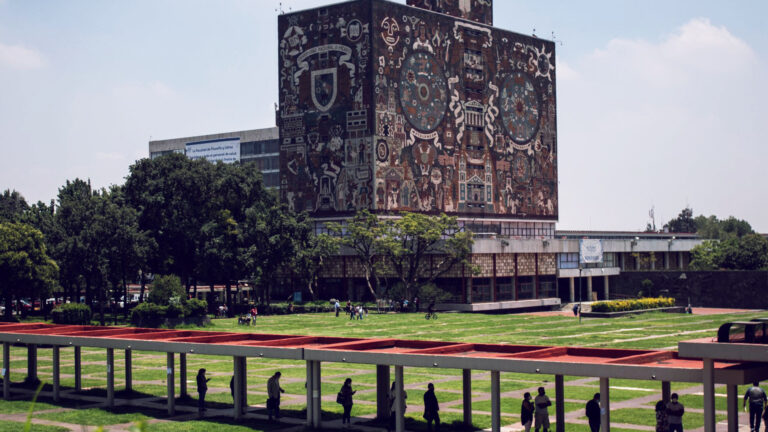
(579, 239), (604, 264)
(186, 138), (240, 164)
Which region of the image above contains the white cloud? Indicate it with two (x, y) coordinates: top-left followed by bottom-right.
(557, 18), (768, 231)
(0, 41), (45, 70)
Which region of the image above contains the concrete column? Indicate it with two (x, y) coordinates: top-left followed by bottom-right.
(662, 381), (671, 402)
(587, 276), (593, 302)
(52, 346), (60, 402)
(466, 278), (473, 303)
(603, 275), (610, 301)
(635, 254), (640, 270)
(490, 370), (500, 432)
(376, 365), (390, 421)
(26, 344), (37, 383)
(179, 353), (187, 398)
(125, 349), (132, 393)
(679, 252), (684, 270)
(395, 366), (404, 432)
(651, 254), (656, 270)
(233, 356), (243, 419)
(569, 278), (575, 303)
(600, 377), (610, 432)
(555, 375), (565, 432)
(665, 252), (670, 270)
(462, 369), (472, 427)
(167, 352), (175, 416)
(2, 342), (10, 399)
(306, 361), (313, 425)
(74, 346), (81, 391)
(703, 359), (715, 432)
(106, 348), (114, 408)
(727, 384), (738, 432)
(240, 356), (247, 414)
(312, 360), (322, 428)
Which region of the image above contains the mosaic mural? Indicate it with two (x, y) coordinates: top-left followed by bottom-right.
(279, 0), (557, 220)
(405, 0), (493, 26)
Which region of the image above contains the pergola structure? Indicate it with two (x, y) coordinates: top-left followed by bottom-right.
(1, 322), (766, 432)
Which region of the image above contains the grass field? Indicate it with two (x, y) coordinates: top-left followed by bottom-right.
(0, 309), (764, 431)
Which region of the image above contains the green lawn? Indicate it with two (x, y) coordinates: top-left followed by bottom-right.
(0, 309), (764, 431)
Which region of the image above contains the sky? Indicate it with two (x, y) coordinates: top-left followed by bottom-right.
(0, 0), (766, 232)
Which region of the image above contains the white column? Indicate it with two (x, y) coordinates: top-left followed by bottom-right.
(179, 353), (187, 398)
(2, 342), (9, 399)
(600, 377), (610, 432)
(125, 349), (132, 392)
(727, 384), (738, 432)
(233, 356), (243, 419)
(587, 276), (593, 301)
(74, 346), (81, 392)
(167, 352), (175, 416)
(703, 358), (715, 432)
(462, 369), (472, 427)
(312, 360), (321, 428)
(305, 361), (313, 425)
(395, 366), (404, 432)
(491, 370), (500, 432)
(569, 278), (575, 303)
(603, 275), (610, 301)
(106, 348), (114, 408)
(679, 252), (684, 270)
(52, 346), (60, 402)
(665, 252), (670, 270)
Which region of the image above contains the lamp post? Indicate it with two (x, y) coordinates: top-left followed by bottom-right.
(578, 266), (583, 324)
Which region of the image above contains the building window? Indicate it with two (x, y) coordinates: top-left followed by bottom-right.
(558, 253), (579, 269)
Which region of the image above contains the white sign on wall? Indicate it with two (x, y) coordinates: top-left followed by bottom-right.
(186, 138), (240, 164)
(579, 239), (604, 264)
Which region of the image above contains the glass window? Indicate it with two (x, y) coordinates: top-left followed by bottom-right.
(558, 253), (579, 269)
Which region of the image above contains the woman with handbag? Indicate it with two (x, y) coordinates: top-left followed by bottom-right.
(338, 378), (356, 427)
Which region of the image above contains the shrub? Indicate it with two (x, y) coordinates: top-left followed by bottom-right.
(51, 303), (91, 325)
(130, 302), (167, 326)
(591, 297), (676, 313)
(165, 303), (183, 319)
(148, 274), (186, 306)
(184, 298), (208, 318)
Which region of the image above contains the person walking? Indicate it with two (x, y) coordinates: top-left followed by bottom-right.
(744, 382), (767, 432)
(666, 393), (685, 432)
(585, 393), (601, 432)
(520, 392), (535, 432)
(655, 400), (668, 432)
(196, 368), (211, 415)
(250, 305), (258, 325)
(267, 371), (285, 421)
(335, 300), (341, 317)
(423, 383), (440, 431)
(387, 381), (407, 432)
(339, 378), (356, 427)
(534, 386), (552, 432)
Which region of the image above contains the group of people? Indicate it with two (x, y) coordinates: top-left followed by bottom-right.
(196, 369), (285, 420)
(196, 371), (768, 430)
(335, 300), (368, 320)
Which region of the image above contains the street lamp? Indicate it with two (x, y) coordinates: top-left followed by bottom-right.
(578, 265), (583, 324)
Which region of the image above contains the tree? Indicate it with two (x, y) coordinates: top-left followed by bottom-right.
(689, 240), (720, 271)
(0, 222), (58, 319)
(664, 207), (696, 233)
(148, 274), (186, 305)
(694, 215), (753, 240)
(718, 234), (768, 270)
(377, 212), (474, 300)
(294, 232), (340, 301)
(327, 210), (383, 300)
(0, 190), (29, 223)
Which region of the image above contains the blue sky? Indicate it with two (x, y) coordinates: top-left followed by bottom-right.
(1, 0), (766, 231)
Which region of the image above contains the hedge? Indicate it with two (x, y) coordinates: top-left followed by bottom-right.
(130, 299), (209, 327)
(591, 297), (676, 313)
(52, 303), (92, 325)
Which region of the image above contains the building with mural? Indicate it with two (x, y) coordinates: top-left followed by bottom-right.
(278, 0), (566, 308)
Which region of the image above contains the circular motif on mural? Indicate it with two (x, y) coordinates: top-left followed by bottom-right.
(399, 51), (448, 132)
(376, 140), (389, 162)
(500, 71), (541, 145)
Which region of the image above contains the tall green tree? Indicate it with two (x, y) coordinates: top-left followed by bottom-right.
(55, 179), (97, 305)
(0, 190), (29, 223)
(0, 222), (58, 318)
(327, 210), (383, 299)
(718, 234), (768, 270)
(663, 207), (696, 233)
(377, 212), (474, 300)
(293, 232), (340, 301)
